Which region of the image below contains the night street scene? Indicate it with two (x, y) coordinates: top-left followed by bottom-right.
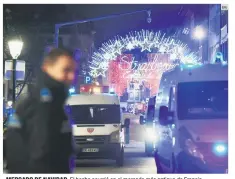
(3, 4), (228, 174)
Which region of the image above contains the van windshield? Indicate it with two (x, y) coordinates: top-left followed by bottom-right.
(67, 105), (121, 124)
(177, 81), (228, 120)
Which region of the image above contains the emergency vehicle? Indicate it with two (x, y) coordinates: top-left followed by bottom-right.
(155, 63), (228, 173)
(140, 96), (157, 156)
(66, 94), (128, 166)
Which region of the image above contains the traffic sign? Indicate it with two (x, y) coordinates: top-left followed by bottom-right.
(4, 60), (26, 81)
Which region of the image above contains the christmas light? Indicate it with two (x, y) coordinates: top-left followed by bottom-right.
(170, 53), (177, 60)
(159, 46), (166, 53)
(112, 40), (123, 55)
(126, 42), (134, 50)
(89, 29), (200, 77)
(140, 39), (153, 52)
(106, 54), (166, 97)
(193, 26), (206, 40)
(117, 54), (177, 79)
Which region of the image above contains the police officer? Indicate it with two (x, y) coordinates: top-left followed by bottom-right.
(6, 48), (76, 173)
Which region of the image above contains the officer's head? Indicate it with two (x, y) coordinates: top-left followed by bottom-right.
(42, 48), (76, 85)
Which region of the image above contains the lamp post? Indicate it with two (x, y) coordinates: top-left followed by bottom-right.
(193, 26), (206, 62)
(7, 39), (23, 104)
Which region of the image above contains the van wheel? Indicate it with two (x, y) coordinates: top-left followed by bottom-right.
(172, 153), (177, 173)
(116, 147), (124, 167)
(173, 152), (191, 173)
(145, 142), (153, 157)
(154, 150), (164, 173)
(146, 150), (153, 157)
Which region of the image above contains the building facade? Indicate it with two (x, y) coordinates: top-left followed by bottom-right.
(208, 4), (228, 63)
(220, 5), (228, 62)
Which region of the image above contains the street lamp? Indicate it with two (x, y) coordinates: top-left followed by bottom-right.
(8, 39), (23, 103)
(193, 26), (206, 40)
(193, 26), (206, 62)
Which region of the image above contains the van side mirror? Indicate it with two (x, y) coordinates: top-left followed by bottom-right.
(139, 116), (145, 125)
(124, 118), (130, 128)
(159, 106), (173, 125)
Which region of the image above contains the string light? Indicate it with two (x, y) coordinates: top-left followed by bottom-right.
(126, 42), (134, 50)
(89, 29), (200, 77)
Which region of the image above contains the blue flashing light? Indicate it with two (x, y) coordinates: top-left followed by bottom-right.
(213, 143), (227, 156)
(69, 87), (76, 94)
(7, 108), (15, 116)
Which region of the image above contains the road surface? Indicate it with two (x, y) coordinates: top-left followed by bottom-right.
(4, 142), (157, 174)
(74, 114), (155, 174)
(75, 142), (157, 174)
(4, 114), (152, 173)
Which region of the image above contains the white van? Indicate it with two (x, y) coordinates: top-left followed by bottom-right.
(66, 94), (127, 166)
(155, 64), (228, 173)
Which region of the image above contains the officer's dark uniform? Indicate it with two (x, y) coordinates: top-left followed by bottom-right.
(6, 71), (73, 173)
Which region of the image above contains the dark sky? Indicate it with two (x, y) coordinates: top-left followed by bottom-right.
(4, 4), (210, 46)
(3, 4), (211, 69)
(4, 4), (209, 26)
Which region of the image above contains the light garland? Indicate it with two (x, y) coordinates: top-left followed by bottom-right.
(89, 29), (200, 77)
(116, 54), (177, 79)
(107, 54), (165, 97)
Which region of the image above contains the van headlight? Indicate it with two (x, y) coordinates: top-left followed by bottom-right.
(145, 128), (157, 142)
(110, 130), (120, 143)
(213, 143), (227, 156)
(185, 139), (205, 163)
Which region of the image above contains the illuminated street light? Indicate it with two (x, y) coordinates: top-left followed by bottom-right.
(193, 26), (206, 40)
(8, 39), (23, 103)
(7, 101), (13, 107)
(193, 26), (206, 63)
(8, 39), (23, 59)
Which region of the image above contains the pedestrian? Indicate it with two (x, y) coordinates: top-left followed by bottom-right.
(6, 48), (76, 173)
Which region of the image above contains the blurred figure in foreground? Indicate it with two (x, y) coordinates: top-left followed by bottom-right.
(6, 48), (76, 173)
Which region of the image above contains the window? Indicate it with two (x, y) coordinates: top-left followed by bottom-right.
(67, 105), (121, 124)
(177, 81), (228, 120)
